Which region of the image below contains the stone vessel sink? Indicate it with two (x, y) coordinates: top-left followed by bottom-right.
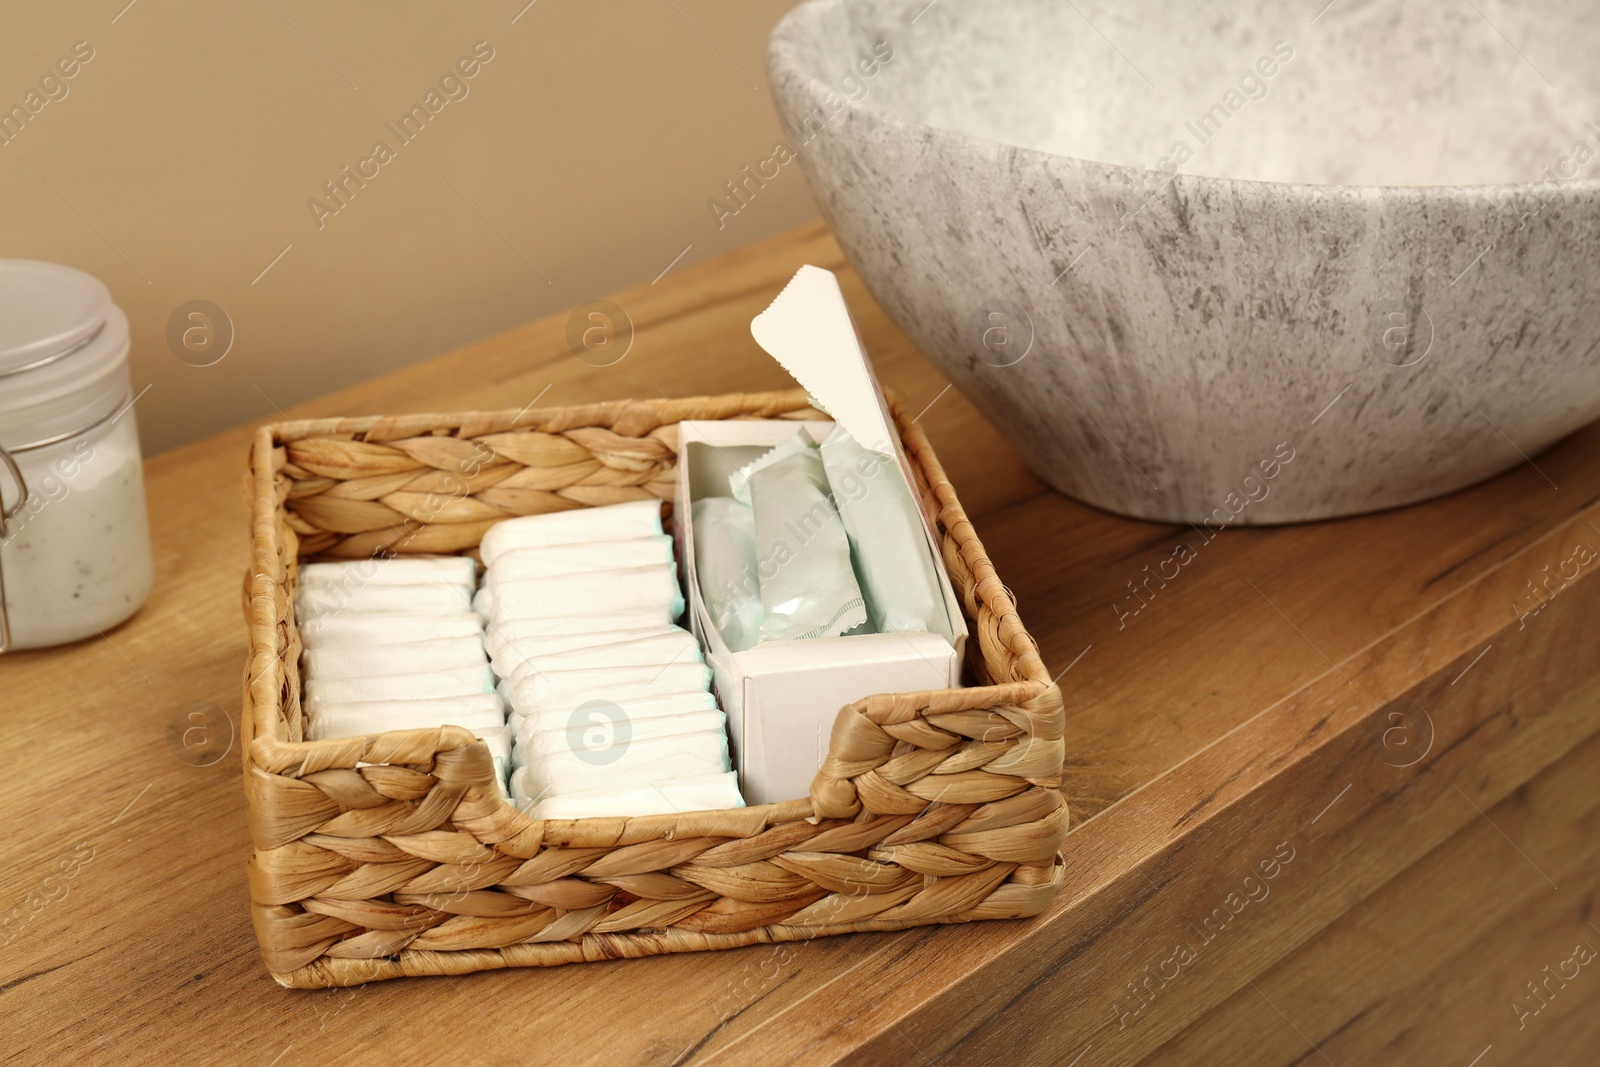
(767, 0), (1600, 523)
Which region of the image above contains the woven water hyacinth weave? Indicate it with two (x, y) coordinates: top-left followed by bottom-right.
(243, 387), (1066, 987)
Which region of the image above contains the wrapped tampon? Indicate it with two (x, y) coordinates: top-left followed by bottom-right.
(477, 567), (683, 623)
(512, 690), (720, 740)
(508, 689), (719, 738)
(478, 500), (664, 566)
(297, 582), (472, 618)
(306, 692), (502, 718)
(303, 635), (487, 681)
(525, 771), (744, 820)
(305, 665), (497, 705)
(476, 724), (512, 781)
(734, 432), (867, 641)
(690, 497), (763, 652)
(512, 729), (730, 798)
(306, 696), (508, 739)
(501, 630), (701, 685)
(516, 709), (727, 759)
(486, 624), (682, 669)
(505, 662), (712, 709)
(819, 425), (949, 637)
(299, 556), (476, 591)
(298, 611), (483, 649)
(486, 536), (675, 582)
(480, 612), (669, 648)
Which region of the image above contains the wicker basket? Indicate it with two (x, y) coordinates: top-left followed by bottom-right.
(243, 387), (1066, 988)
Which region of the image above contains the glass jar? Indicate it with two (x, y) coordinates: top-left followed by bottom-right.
(0, 260), (154, 652)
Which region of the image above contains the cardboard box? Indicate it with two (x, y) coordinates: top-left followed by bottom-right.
(673, 266), (968, 806)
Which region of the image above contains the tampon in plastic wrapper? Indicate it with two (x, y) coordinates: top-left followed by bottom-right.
(298, 612), (484, 649)
(508, 689), (719, 737)
(513, 691), (720, 742)
(303, 635), (487, 681)
(690, 497), (763, 652)
(506, 662), (711, 708)
(298, 556), (476, 590)
(501, 630), (701, 685)
(525, 771), (744, 820)
(486, 536), (674, 583)
(482, 612), (670, 648)
(486, 624), (682, 667)
(516, 708), (727, 759)
(297, 582), (472, 619)
(512, 729), (729, 797)
(307, 699), (508, 739)
(478, 500), (664, 566)
(735, 432), (867, 641)
(305, 665), (497, 704)
(818, 424), (949, 636)
(477, 566), (683, 623)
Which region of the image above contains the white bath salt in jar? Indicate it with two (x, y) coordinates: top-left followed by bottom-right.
(0, 260), (153, 652)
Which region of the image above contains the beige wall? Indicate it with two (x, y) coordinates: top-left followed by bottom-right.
(0, 0), (814, 454)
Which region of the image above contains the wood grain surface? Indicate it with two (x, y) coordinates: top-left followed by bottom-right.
(1, 221), (1596, 1066)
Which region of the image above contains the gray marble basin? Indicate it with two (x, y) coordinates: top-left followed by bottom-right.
(767, 0), (1600, 523)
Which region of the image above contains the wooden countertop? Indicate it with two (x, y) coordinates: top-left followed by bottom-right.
(4, 221), (1599, 1066)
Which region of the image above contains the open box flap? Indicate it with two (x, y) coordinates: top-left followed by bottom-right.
(749, 264), (949, 552)
(750, 265), (900, 458)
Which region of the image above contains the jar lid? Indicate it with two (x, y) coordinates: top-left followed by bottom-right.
(0, 260), (112, 375)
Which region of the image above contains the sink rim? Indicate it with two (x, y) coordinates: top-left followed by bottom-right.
(768, 0), (1600, 200)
